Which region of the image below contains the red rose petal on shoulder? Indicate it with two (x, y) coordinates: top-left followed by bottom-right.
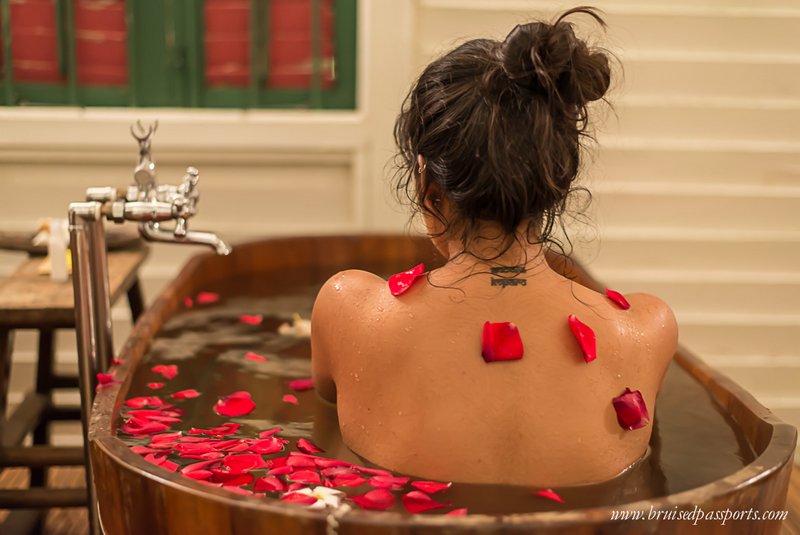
(215, 391), (256, 417)
(567, 315), (596, 363)
(196, 292), (220, 305)
(350, 489), (395, 510)
(287, 470), (321, 485)
(244, 351), (267, 362)
(288, 378), (314, 392)
(239, 314), (263, 326)
(534, 488), (565, 503)
(447, 508), (468, 516)
(612, 388), (650, 430)
(388, 263), (425, 296)
(296, 438), (324, 454)
(254, 476), (287, 493)
(152, 364), (178, 379)
(147, 382), (165, 390)
(605, 288), (630, 310)
(481, 321), (524, 363)
(402, 490), (451, 514)
(369, 475), (409, 490)
(411, 481), (452, 494)
(282, 394), (298, 405)
(281, 492), (318, 506)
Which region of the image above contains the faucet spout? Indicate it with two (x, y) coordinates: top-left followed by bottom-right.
(139, 222), (232, 256)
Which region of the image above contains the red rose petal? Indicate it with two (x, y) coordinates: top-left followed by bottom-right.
(254, 476), (287, 493)
(151, 431), (182, 443)
(481, 321), (524, 363)
(268, 466), (293, 476)
(350, 489), (396, 510)
(605, 288), (630, 310)
(147, 382), (165, 390)
(567, 315), (597, 363)
(259, 428), (282, 438)
(330, 473), (367, 487)
(296, 438), (324, 454)
(287, 470), (322, 485)
(402, 490), (450, 514)
(184, 296), (194, 308)
(189, 422), (240, 436)
(411, 481), (452, 494)
(286, 456), (316, 469)
(369, 475), (409, 490)
(124, 396), (166, 409)
(196, 291), (220, 305)
(111, 358), (124, 366)
(282, 394), (298, 405)
(612, 388), (650, 430)
(215, 391), (256, 417)
(144, 453), (179, 472)
(130, 445), (159, 455)
(239, 315), (263, 326)
(96, 372), (115, 385)
(534, 488), (565, 503)
(120, 417), (170, 436)
(388, 263), (425, 296)
(171, 389), (201, 399)
(210, 469), (254, 486)
(287, 378), (314, 392)
(447, 508), (468, 516)
(315, 458), (351, 469)
(244, 351), (267, 362)
(223, 453), (267, 472)
(151, 364), (178, 379)
(250, 437), (284, 455)
(180, 460), (220, 480)
(356, 466), (393, 477)
(281, 492), (318, 506)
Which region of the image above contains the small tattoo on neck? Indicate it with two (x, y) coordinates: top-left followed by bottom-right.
(491, 278), (527, 287)
(490, 266), (526, 274)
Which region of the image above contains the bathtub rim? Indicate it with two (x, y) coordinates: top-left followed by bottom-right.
(90, 234), (798, 530)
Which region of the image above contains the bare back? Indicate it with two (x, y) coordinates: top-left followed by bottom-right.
(311, 261), (677, 487)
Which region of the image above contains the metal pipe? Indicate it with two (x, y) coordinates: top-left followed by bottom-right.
(68, 202), (102, 535)
(85, 216), (113, 372)
(139, 221), (232, 255)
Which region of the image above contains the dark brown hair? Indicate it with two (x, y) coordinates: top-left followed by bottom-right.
(394, 6), (612, 263)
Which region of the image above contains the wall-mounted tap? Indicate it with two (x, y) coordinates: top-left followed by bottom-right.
(67, 122), (232, 535)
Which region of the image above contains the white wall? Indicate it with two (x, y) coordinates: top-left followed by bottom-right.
(0, 0), (798, 452)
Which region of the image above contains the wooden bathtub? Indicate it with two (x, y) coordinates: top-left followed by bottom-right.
(90, 235), (797, 534)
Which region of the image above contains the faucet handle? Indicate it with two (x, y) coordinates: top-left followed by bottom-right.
(172, 167), (200, 238)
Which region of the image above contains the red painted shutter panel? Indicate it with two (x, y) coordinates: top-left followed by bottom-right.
(10, 0), (63, 83)
(268, 0), (334, 89)
(74, 0), (128, 86)
(204, 0), (250, 88)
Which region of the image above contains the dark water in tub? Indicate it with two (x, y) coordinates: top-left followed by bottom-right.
(118, 276), (756, 515)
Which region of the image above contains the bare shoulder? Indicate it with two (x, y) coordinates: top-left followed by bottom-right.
(625, 292), (679, 363)
(311, 269), (386, 401)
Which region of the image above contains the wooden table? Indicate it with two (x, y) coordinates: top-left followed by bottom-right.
(0, 245), (148, 535)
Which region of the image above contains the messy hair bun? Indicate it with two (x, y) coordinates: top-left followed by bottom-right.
(501, 9), (611, 106)
(394, 6), (613, 263)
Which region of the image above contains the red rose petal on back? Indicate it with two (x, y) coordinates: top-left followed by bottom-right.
(288, 378), (314, 392)
(281, 492), (318, 506)
(481, 321), (524, 363)
(196, 292), (220, 305)
(448, 508), (468, 516)
(350, 489), (395, 510)
(411, 481), (452, 494)
(152, 364), (178, 379)
(215, 391), (256, 417)
(567, 315), (596, 363)
(402, 490), (451, 514)
(239, 314), (263, 326)
(612, 388), (650, 430)
(605, 288), (630, 310)
(282, 394), (298, 405)
(244, 352), (267, 362)
(171, 389), (201, 399)
(296, 438), (323, 454)
(388, 263), (425, 296)
(534, 488), (565, 503)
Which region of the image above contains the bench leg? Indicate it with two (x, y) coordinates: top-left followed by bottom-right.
(30, 329), (55, 488)
(127, 278), (145, 324)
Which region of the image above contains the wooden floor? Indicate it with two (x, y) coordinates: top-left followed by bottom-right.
(0, 464), (798, 534)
